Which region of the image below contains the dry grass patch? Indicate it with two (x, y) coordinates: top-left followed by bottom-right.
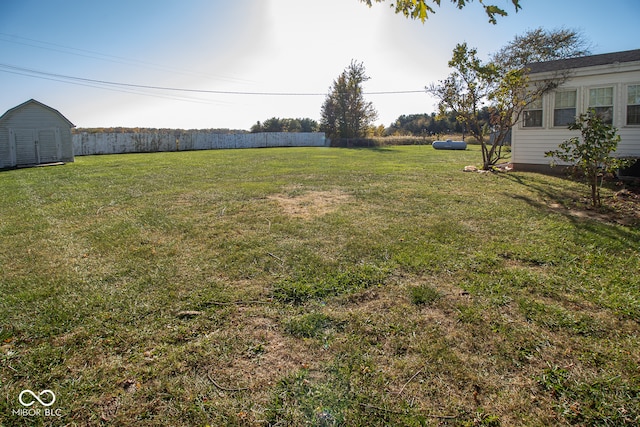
(268, 189), (351, 219)
(222, 308), (323, 389)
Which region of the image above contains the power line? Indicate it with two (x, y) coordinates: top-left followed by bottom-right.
(0, 32), (250, 85)
(0, 63), (426, 97)
(0, 65), (231, 105)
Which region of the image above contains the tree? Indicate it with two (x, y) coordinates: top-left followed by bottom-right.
(320, 60), (378, 139)
(262, 117), (284, 132)
(428, 28), (590, 170)
(427, 43), (502, 168)
(545, 111), (632, 207)
(250, 121), (263, 133)
(250, 117), (319, 133)
(360, 0), (521, 24)
(389, 114), (431, 136)
(299, 118), (320, 133)
(429, 44), (566, 169)
(491, 27), (591, 70)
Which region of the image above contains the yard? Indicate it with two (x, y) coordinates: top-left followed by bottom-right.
(1, 146), (639, 426)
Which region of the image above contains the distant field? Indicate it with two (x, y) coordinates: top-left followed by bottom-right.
(1, 146), (638, 426)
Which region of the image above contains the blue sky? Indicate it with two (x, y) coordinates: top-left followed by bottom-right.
(1, 0), (639, 130)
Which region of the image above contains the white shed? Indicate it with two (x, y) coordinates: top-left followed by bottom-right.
(0, 99), (75, 168)
(511, 49), (640, 174)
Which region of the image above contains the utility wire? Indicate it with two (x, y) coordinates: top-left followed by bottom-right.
(0, 32), (250, 84)
(0, 63), (426, 97)
(0, 66), (231, 105)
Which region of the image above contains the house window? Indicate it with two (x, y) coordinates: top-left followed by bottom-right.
(554, 90), (576, 127)
(589, 87), (614, 124)
(523, 97), (543, 127)
(627, 85), (640, 125)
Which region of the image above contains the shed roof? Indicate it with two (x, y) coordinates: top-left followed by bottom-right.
(526, 49), (640, 74)
(0, 99), (75, 127)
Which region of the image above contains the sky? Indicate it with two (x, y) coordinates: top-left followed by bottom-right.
(1, 0), (639, 130)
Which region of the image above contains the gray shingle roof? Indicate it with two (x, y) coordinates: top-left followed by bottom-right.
(526, 49), (640, 74)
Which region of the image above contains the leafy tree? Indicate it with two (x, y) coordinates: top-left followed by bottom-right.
(250, 121), (263, 133)
(429, 44), (558, 169)
(320, 60), (378, 139)
(360, 0), (521, 24)
(263, 117), (285, 132)
(545, 111), (632, 207)
(250, 117), (319, 133)
(430, 44), (564, 169)
(427, 43), (500, 168)
(428, 28), (590, 170)
(387, 112), (474, 136)
(371, 124), (386, 137)
(388, 114), (431, 136)
(299, 118), (320, 133)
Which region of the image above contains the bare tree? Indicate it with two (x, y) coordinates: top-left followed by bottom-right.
(491, 27), (592, 70)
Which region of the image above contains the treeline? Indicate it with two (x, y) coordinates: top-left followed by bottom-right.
(247, 110), (491, 137)
(250, 117), (319, 133)
(73, 127), (248, 134)
(385, 109), (491, 136)
(73, 110), (491, 137)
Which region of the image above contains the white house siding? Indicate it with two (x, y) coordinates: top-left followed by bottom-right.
(0, 100), (74, 167)
(512, 57), (640, 172)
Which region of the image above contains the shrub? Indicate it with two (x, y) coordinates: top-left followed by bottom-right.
(546, 110), (633, 206)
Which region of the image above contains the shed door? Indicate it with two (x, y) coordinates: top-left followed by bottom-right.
(38, 128), (60, 163)
(14, 129), (37, 165)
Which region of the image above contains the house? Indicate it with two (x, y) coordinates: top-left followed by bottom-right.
(511, 49), (640, 175)
(0, 99), (75, 169)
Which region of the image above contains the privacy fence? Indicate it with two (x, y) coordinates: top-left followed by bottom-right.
(72, 132), (327, 156)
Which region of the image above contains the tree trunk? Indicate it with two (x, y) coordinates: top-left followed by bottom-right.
(590, 173), (599, 207)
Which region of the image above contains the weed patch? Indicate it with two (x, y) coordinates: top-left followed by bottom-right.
(284, 312), (341, 339)
(537, 365), (640, 425)
(408, 283), (441, 306)
(272, 263), (389, 303)
(518, 299), (605, 336)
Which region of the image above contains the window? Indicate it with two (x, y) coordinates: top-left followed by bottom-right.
(554, 90), (576, 127)
(627, 85), (640, 125)
(589, 87), (614, 124)
(523, 97), (543, 127)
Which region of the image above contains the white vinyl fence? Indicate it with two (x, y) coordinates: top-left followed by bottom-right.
(72, 132), (327, 156)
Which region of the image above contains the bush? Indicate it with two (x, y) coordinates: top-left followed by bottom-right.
(546, 110), (633, 206)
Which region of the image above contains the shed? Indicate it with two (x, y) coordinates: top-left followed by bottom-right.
(0, 99), (75, 168)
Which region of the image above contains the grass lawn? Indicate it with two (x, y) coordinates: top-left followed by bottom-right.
(1, 146), (638, 426)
